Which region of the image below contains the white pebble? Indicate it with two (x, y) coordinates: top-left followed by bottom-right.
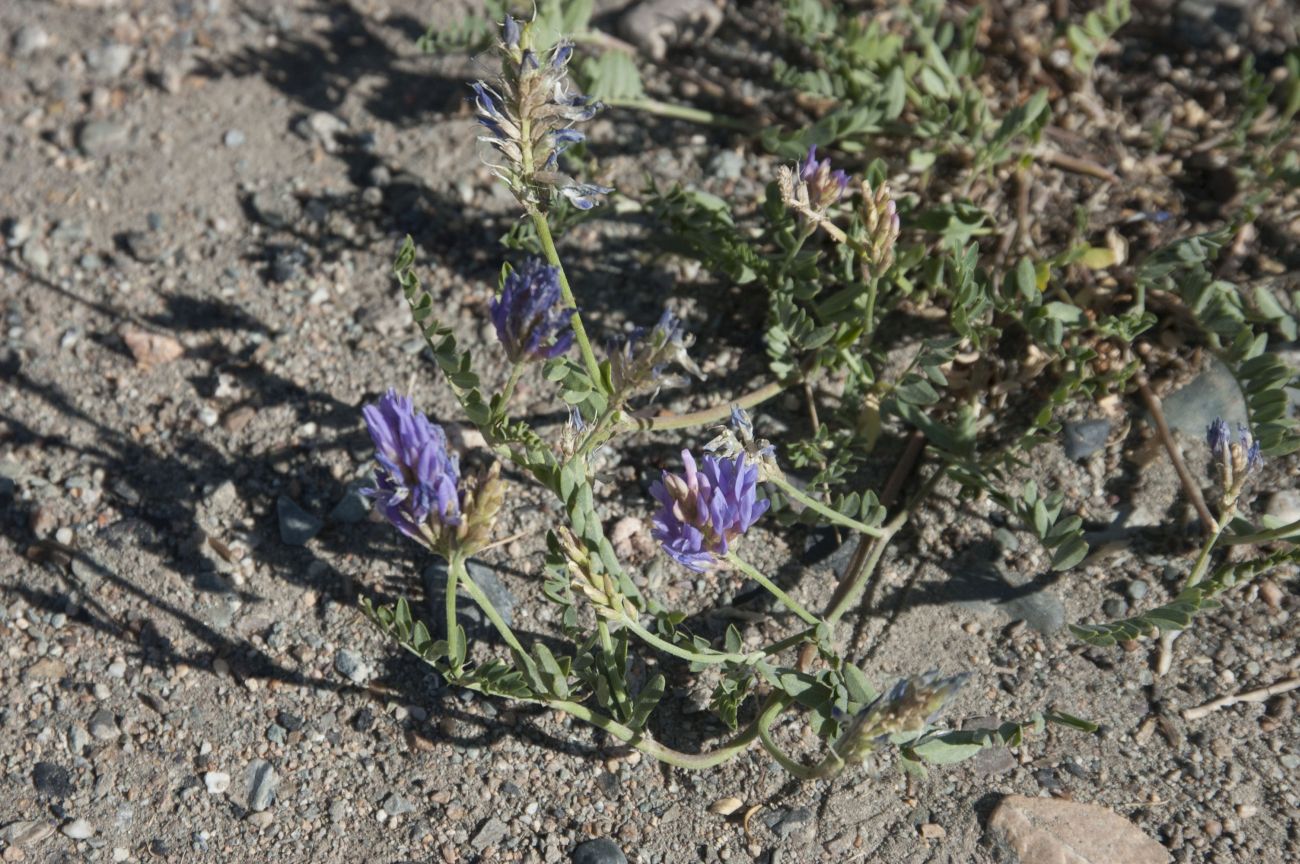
(61, 818), (94, 840)
(204, 771), (231, 795)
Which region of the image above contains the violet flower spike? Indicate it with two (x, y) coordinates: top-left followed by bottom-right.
(490, 258), (574, 363)
(362, 390), (462, 541)
(650, 450), (769, 573)
(1206, 417), (1230, 459)
(470, 18), (611, 211)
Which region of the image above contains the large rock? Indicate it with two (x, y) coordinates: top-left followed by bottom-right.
(987, 794), (1169, 864)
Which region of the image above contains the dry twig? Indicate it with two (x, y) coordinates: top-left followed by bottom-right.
(1183, 677), (1300, 721)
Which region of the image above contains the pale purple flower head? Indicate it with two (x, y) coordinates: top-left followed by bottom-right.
(1207, 417), (1263, 480)
(799, 144), (850, 209)
(362, 391), (462, 539)
(650, 450), (769, 572)
(491, 258), (574, 363)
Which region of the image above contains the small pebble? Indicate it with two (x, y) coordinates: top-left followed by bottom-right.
(224, 129), (246, 148)
(204, 772), (231, 795)
(60, 819), (94, 840)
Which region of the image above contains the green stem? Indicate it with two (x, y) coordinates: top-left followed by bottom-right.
(529, 209), (603, 385)
(604, 97), (751, 131)
(619, 615), (761, 667)
(768, 473), (886, 538)
(455, 557), (539, 679)
(445, 554), (463, 675)
(498, 364), (524, 415)
(1217, 516), (1300, 547)
(546, 691), (790, 770)
(727, 553), (820, 625)
(624, 380), (786, 433)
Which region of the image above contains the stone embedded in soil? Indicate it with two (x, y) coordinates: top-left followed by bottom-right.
(424, 559), (517, 633)
(1266, 489), (1300, 525)
(571, 837), (628, 864)
(245, 760), (278, 812)
(1062, 419), (1110, 460)
(1, 820), (55, 847)
(470, 816), (509, 852)
(328, 485), (370, 523)
(60, 819), (94, 840)
(987, 794), (1170, 864)
(78, 120), (129, 157)
(334, 649), (370, 684)
(88, 708), (119, 741)
(31, 762), (74, 798)
(382, 792), (414, 817)
(122, 229), (167, 263)
(204, 772), (231, 795)
(121, 328), (184, 367)
(946, 554), (1065, 635)
(86, 43), (132, 78)
(1158, 356), (1247, 440)
(277, 495), (322, 546)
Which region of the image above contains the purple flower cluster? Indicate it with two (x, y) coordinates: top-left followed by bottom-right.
(362, 391), (461, 540)
(1206, 417), (1262, 477)
(491, 258), (574, 363)
(650, 450), (769, 572)
(799, 145), (850, 210)
(472, 16), (612, 210)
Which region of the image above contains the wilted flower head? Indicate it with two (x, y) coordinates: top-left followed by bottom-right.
(799, 145), (850, 208)
(1207, 418), (1263, 498)
(832, 670), (970, 766)
(705, 406), (779, 481)
(777, 144), (850, 243)
(362, 391), (503, 555)
(472, 16), (612, 210)
(608, 310), (704, 397)
(491, 258), (574, 363)
(650, 449), (769, 572)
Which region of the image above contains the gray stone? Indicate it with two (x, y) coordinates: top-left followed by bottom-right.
(382, 792), (414, 816)
(123, 229), (166, 263)
(334, 648), (370, 684)
(78, 121), (130, 157)
(328, 485), (370, 523)
(67, 724), (92, 755)
(88, 708), (118, 740)
(224, 129), (246, 148)
(471, 816), (509, 852)
(246, 760), (278, 812)
(13, 26), (51, 57)
(707, 150), (745, 181)
(619, 0), (722, 61)
(86, 43), (132, 78)
(1159, 357), (1248, 440)
(571, 837), (628, 864)
(277, 495), (322, 546)
(424, 559), (516, 635)
(1102, 598), (1128, 619)
(1126, 580), (1149, 601)
(1266, 489), (1300, 525)
(250, 188), (300, 229)
(60, 819), (94, 840)
(1062, 419), (1111, 460)
(21, 242), (50, 271)
(946, 553), (1065, 635)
